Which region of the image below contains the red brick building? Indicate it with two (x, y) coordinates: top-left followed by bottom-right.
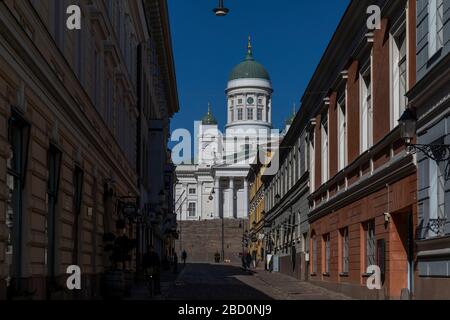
(305, 0), (418, 299)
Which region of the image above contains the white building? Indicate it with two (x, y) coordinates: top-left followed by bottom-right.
(175, 39), (289, 221)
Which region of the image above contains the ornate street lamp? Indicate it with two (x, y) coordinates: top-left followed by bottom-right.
(213, 0), (229, 16)
(398, 108), (450, 163)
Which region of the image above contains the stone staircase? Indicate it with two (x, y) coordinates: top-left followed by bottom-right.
(175, 219), (249, 264)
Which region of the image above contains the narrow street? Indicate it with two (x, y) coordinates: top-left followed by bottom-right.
(160, 264), (352, 300)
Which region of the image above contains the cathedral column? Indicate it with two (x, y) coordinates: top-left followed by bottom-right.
(214, 178), (220, 218)
(243, 179), (249, 219)
(228, 178), (235, 219)
(197, 181), (203, 220)
(182, 183), (188, 220)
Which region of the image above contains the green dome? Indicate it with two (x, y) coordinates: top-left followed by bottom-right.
(228, 38), (270, 81)
(202, 103), (218, 125)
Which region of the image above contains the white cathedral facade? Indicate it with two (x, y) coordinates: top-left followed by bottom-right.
(175, 39), (291, 221)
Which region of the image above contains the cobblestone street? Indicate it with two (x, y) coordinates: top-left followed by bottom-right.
(148, 263), (353, 300)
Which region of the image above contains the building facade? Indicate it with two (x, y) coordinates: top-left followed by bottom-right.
(247, 152), (271, 268)
(137, 0), (179, 274)
(0, 0), (178, 300)
(301, 0), (418, 299)
(407, 0), (450, 299)
(262, 115), (310, 280)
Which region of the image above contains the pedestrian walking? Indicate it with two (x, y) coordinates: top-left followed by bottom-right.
(241, 254), (247, 271)
(181, 250), (187, 266)
(246, 253), (252, 270)
(142, 245), (161, 295)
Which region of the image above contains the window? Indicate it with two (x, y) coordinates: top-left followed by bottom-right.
(238, 98), (243, 105)
(324, 234), (330, 274)
(312, 235), (318, 274)
(188, 203), (196, 217)
(106, 0), (113, 18)
(230, 107), (234, 122)
(365, 220), (376, 268)
(341, 227), (349, 274)
(321, 111), (329, 183)
(309, 129), (315, 192)
(93, 49), (101, 110)
(105, 72), (113, 129)
(391, 23), (407, 129)
(428, 0), (444, 58)
(6, 109), (30, 290)
(189, 188), (197, 195)
(257, 108), (263, 121)
(237, 109), (243, 121)
(428, 140), (446, 238)
(338, 96), (347, 171)
(245, 142), (250, 161)
(258, 98), (263, 105)
(360, 63), (373, 153)
(46, 144), (62, 279)
(247, 108), (254, 120)
(72, 166), (84, 264)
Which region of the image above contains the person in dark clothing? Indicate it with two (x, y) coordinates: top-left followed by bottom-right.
(241, 255), (247, 271)
(181, 250), (187, 265)
(173, 252), (178, 273)
(246, 253), (252, 270)
(142, 246), (161, 295)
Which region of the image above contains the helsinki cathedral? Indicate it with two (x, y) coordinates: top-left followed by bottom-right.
(175, 38), (294, 221)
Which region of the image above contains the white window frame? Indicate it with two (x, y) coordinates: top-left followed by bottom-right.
(337, 94), (347, 171)
(428, 0), (444, 58)
(360, 61), (373, 153)
(247, 108), (254, 120)
(321, 110), (329, 184)
(309, 129), (316, 192)
(342, 227), (349, 274)
(188, 202), (197, 217)
(428, 149), (446, 238)
(237, 108), (243, 121)
(366, 220), (376, 268)
(257, 108), (263, 121)
(390, 18), (407, 129)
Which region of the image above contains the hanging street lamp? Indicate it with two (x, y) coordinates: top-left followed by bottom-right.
(213, 0), (229, 16)
(398, 108), (450, 163)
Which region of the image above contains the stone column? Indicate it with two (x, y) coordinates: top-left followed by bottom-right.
(214, 178), (220, 218)
(228, 178), (235, 219)
(197, 181), (203, 220)
(243, 179), (249, 218)
(181, 183), (188, 220)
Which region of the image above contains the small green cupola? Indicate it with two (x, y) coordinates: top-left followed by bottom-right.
(202, 103), (218, 125)
(285, 105), (297, 126)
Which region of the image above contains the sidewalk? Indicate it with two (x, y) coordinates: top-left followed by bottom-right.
(127, 264), (186, 300)
(249, 268), (353, 300)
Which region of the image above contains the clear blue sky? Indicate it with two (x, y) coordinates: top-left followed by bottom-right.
(167, 0), (350, 144)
